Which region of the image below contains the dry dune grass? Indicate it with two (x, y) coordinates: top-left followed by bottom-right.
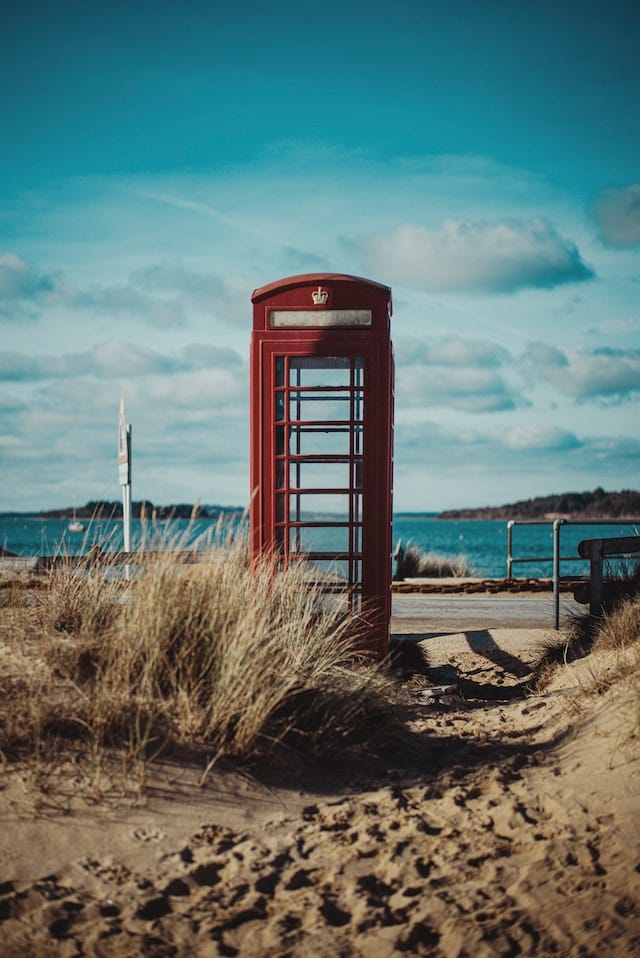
(0, 539), (400, 778)
(593, 591), (640, 652)
(395, 542), (471, 579)
(586, 595), (640, 738)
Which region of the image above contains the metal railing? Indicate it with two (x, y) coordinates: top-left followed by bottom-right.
(507, 518), (640, 629)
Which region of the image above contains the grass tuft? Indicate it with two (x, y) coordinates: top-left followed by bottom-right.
(593, 593), (640, 653)
(395, 542), (472, 579)
(0, 536), (401, 775)
(532, 592), (640, 691)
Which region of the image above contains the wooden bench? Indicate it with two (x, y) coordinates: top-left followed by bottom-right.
(574, 535), (640, 614)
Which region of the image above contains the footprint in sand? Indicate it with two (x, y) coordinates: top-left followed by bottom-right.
(132, 826), (164, 842)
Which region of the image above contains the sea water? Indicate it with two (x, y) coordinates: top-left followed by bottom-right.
(1, 513), (637, 579)
(393, 515), (638, 578)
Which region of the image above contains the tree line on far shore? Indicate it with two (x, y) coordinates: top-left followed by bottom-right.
(438, 488), (640, 520)
(35, 501), (243, 520)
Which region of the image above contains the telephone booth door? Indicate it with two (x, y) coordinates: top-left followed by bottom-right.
(250, 274), (393, 659)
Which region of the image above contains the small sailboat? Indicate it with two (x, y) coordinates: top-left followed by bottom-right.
(68, 502), (85, 533)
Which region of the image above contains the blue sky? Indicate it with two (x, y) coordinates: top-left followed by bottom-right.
(1, 0), (639, 512)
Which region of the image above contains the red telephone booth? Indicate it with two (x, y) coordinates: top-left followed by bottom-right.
(250, 273), (394, 659)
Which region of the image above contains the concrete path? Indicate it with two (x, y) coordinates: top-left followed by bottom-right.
(392, 591), (580, 631)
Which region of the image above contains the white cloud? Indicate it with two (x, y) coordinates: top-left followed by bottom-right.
(0, 253), (61, 303)
(502, 425), (581, 452)
(131, 368), (246, 411)
(397, 364), (519, 412)
(88, 341), (178, 378)
(395, 336), (510, 368)
(0, 253), (249, 330)
(0, 341), (244, 382)
(520, 342), (567, 368)
(522, 343), (640, 400)
(0, 393), (26, 412)
(394, 420), (487, 467)
(359, 218), (593, 293)
(131, 264), (227, 297)
(181, 343), (243, 369)
(71, 284), (188, 328)
(129, 263), (249, 327)
(593, 184), (640, 247)
(393, 335), (519, 412)
(394, 419), (639, 486)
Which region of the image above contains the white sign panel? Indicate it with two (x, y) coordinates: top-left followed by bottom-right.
(270, 309), (372, 328)
(118, 392), (131, 486)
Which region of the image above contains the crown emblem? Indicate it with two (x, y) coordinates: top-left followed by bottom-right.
(311, 286), (329, 306)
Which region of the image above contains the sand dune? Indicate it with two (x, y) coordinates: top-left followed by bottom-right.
(1, 630), (638, 957)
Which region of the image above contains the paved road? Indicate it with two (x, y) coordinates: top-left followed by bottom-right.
(391, 592), (580, 632)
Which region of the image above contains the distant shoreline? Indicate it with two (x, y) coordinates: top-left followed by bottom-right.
(0, 502), (245, 521)
(435, 512), (640, 521)
(1, 488), (639, 523)
(438, 488), (640, 521)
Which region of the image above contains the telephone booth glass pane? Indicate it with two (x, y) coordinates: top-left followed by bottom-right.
(289, 460), (352, 489)
(274, 354), (364, 608)
(288, 427), (356, 457)
(288, 493), (351, 522)
(289, 526), (351, 554)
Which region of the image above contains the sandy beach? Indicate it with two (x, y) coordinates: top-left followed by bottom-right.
(1, 604), (639, 958)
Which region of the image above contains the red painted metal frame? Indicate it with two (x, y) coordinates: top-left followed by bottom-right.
(250, 274), (394, 659)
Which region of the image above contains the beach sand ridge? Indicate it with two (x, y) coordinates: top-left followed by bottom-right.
(1, 630), (638, 956)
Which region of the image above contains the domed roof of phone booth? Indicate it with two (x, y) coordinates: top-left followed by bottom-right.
(251, 273), (392, 313)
